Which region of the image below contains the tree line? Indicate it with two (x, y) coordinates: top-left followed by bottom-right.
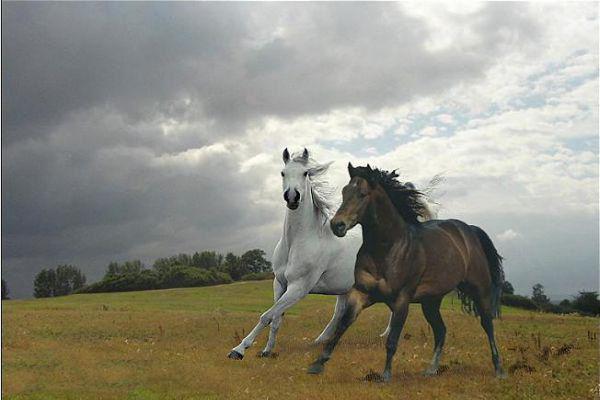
(16, 259), (600, 315)
(501, 281), (599, 316)
(31, 249), (272, 297)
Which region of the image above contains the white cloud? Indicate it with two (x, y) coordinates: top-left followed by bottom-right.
(497, 229), (522, 242)
(420, 126), (439, 137)
(436, 114), (455, 124)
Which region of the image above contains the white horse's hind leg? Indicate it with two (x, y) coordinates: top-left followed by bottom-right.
(259, 279), (286, 357)
(228, 282), (310, 360)
(380, 312), (393, 337)
(314, 295), (347, 344)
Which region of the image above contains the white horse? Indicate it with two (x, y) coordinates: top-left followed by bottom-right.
(228, 148), (365, 359)
(227, 148), (438, 359)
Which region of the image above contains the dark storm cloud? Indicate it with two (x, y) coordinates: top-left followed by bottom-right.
(2, 2), (539, 142)
(2, 3), (541, 297)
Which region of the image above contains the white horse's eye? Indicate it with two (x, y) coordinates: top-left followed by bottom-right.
(281, 171), (285, 177)
(303, 171), (308, 177)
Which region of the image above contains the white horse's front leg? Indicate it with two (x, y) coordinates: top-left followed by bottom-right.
(314, 295), (347, 344)
(228, 282), (310, 360)
(259, 279), (286, 357)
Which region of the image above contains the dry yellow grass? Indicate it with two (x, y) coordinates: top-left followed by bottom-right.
(2, 280), (599, 399)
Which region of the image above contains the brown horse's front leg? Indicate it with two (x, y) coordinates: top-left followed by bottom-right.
(381, 293), (411, 382)
(307, 288), (372, 375)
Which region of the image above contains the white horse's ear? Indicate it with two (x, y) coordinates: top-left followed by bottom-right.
(283, 148), (290, 164)
(302, 148), (309, 160)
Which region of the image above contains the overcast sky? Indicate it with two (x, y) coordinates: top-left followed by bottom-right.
(2, 2), (598, 299)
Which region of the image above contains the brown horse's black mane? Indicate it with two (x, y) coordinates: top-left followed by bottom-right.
(351, 165), (428, 225)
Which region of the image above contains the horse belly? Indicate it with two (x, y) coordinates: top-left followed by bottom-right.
(413, 262), (464, 300)
(310, 269), (354, 295)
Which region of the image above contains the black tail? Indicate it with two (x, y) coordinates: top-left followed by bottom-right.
(457, 225), (505, 319)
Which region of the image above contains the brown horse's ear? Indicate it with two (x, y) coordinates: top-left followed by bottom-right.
(302, 148), (309, 161)
(348, 162), (356, 177)
(283, 148), (290, 164)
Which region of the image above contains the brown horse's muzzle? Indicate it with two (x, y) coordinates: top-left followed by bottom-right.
(330, 219), (347, 237)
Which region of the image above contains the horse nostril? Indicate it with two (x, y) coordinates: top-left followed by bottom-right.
(332, 221), (346, 234)
(283, 189), (289, 202)
(294, 189), (300, 203)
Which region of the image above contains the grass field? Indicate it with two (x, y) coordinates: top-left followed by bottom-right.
(3, 280), (599, 399)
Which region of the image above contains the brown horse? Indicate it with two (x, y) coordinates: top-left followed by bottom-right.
(307, 164), (506, 382)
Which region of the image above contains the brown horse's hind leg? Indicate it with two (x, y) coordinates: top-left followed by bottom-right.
(307, 288), (372, 375)
(421, 297), (446, 376)
(476, 295), (507, 378)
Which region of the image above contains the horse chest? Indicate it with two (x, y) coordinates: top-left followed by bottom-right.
(355, 267), (392, 299)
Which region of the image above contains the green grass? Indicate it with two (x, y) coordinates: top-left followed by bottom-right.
(3, 281), (599, 399)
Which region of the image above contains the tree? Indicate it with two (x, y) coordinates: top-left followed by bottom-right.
(240, 249), (272, 274)
(2, 279), (10, 300)
(55, 265), (86, 295)
(223, 253), (244, 280)
(192, 251), (221, 269)
(532, 283), (550, 309)
(571, 291), (600, 315)
(153, 257), (174, 273)
(34, 265), (86, 298)
(105, 262), (121, 279)
(559, 299), (572, 308)
(501, 281), (515, 295)
(34, 269), (56, 298)
(104, 260), (143, 279)
(176, 253), (192, 267)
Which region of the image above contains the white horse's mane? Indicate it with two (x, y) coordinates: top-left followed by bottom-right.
(290, 152), (336, 223)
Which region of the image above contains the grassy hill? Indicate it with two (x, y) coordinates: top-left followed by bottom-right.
(2, 280), (598, 399)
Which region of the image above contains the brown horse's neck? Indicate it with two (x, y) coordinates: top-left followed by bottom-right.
(360, 186), (409, 252)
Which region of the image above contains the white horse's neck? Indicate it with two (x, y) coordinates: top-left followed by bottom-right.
(283, 185), (327, 244)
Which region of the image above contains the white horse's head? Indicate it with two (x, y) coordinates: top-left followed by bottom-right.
(280, 148), (333, 212)
(281, 148), (310, 210)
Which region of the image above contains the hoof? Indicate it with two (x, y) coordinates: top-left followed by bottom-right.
(257, 350), (277, 358)
(362, 370), (387, 383)
(382, 371), (391, 383)
(307, 362), (324, 375)
(496, 369), (508, 379)
(423, 368), (438, 377)
(227, 350), (244, 360)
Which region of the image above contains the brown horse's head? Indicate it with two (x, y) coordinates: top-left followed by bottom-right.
(330, 162), (375, 237)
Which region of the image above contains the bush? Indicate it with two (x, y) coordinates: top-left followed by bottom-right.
(501, 294), (538, 310)
(78, 270), (160, 294)
(78, 267), (233, 294)
(158, 266), (232, 288)
(571, 291), (600, 316)
(241, 272), (274, 281)
(539, 302), (572, 314)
